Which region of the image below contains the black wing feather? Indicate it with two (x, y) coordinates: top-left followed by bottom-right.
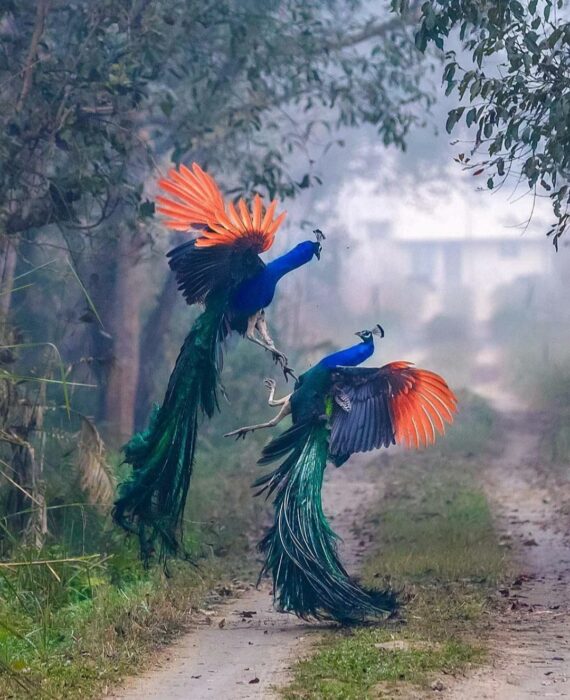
(329, 367), (395, 464)
(167, 239), (265, 306)
(329, 364), (457, 462)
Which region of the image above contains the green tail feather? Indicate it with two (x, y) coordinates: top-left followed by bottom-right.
(113, 303), (226, 563)
(254, 422), (397, 624)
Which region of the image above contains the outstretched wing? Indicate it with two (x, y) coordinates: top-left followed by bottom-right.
(166, 239), (263, 306)
(329, 362), (457, 461)
(157, 163), (287, 305)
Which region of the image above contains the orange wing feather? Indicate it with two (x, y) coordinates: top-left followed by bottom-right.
(155, 162), (286, 253)
(382, 362), (457, 449)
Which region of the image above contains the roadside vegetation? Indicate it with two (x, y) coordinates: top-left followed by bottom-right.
(0, 414), (267, 700)
(491, 275), (570, 470)
(283, 392), (508, 700)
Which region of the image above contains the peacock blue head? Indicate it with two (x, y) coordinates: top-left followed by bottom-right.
(291, 229), (325, 261)
(355, 324), (385, 343)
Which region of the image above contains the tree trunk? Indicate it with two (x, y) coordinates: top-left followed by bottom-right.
(135, 271), (180, 430)
(0, 235), (18, 318)
(102, 227), (146, 446)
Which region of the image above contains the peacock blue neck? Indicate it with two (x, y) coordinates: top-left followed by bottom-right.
(319, 339), (374, 369)
(265, 241), (317, 282)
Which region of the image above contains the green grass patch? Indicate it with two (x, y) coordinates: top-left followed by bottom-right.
(284, 392), (507, 700)
(285, 632), (478, 700)
(1, 561), (217, 698)
(370, 487), (503, 585)
(0, 538), (250, 700)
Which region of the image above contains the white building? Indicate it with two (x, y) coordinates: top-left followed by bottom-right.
(331, 170), (555, 324)
(395, 234), (552, 322)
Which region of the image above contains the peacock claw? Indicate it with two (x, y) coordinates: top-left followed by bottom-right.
(271, 350), (288, 367)
(283, 365), (297, 383)
(224, 427), (250, 440)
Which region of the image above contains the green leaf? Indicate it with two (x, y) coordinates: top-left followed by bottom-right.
(445, 79), (457, 96)
(415, 27), (428, 52)
(548, 26), (563, 47)
(524, 32), (540, 54)
(446, 107), (465, 134)
(510, 1), (525, 20)
(470, 79), (481, 99)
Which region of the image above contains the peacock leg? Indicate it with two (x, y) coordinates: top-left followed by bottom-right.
(264, 378), (289, 406)
(245, 312), (278, 355)
(245, 311), (294, 380)
(255, 311), (296, 380)
(224, 397), (292, 440)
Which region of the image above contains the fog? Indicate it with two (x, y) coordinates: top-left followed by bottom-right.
(258, 96), (570, 407)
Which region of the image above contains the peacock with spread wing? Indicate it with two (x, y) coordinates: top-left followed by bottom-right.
(226, 324), (457, 623)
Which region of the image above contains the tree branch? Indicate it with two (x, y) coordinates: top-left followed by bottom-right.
(326, 17), (406, 50)
(17, 0), (51, 112)
(326, 2), (422, 51)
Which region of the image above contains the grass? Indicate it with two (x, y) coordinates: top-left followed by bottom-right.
(1, 559), (219, 698)
(283, 391), (508, 700)
(0, 334), (281, 699)
(0, 434), (268, 699)
(284, 633), (477, 700)
(0, 537), (248, 700)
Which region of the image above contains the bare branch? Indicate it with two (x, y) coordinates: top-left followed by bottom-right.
(16, 0), (51, 112)
(326, 17), (409, 50)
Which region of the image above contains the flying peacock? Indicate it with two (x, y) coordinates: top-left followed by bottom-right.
(225, 324), (457, 623)
(113, 163), (323, 563)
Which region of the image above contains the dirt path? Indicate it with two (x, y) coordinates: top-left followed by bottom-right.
(111, 456), (381, 699)
(447, 409), (570, 699)
(111, 377), (570, 699)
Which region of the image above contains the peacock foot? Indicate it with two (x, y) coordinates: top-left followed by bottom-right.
(282, 365), (297, 382)
(264, 377), (277, 391)
(271, 349), (288, 367)
(223, 427), (252, 440)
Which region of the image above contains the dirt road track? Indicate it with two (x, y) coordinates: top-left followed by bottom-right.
(447, 410), (570, 699)
(111, 456), (381, 699)
(112, 389), (570, 699)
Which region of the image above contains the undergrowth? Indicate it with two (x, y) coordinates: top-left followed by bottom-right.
(0, 433), (267, 699)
